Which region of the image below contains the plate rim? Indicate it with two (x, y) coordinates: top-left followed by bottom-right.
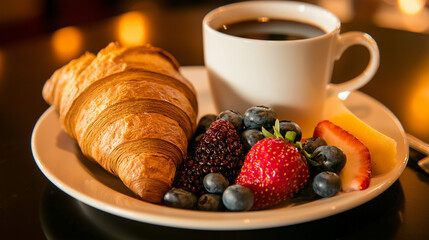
(31, 66), (408, 230)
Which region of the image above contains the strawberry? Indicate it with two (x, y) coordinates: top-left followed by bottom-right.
(313, 120), (371, 192)
(235, 130), (309, 210)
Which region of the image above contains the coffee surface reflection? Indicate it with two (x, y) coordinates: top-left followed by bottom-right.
(218, 18), (326, 40)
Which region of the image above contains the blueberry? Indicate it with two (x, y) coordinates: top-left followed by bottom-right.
(312, 171), (341, 198)
(217, 110), (244, 132)
(302, 137), (327, 154)
(243, 106), (277, 130)
(279, 121), (302, 142)
(313, 145), (347, 173)
(222, 184), (254, 211)
(241, 129), (264, 151)
(163, 188), (197, 209)
(195, 114), (217, 135)
(203, 173), (229, 194)
(197, 193), (223, 211)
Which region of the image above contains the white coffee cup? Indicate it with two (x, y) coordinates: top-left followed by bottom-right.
(203, 1), (379, 137)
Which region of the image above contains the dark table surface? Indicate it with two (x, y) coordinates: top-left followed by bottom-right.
(1, 1), (429, 239)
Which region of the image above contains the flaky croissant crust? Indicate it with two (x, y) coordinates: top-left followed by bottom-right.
(43, 42), (197, 203)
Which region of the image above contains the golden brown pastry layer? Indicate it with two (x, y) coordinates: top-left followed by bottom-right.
(42, 42), (197, 203)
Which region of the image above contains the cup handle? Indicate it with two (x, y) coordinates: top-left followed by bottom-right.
(327, 31), (380, 96)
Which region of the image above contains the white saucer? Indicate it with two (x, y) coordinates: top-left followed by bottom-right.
(31, 66), (408, 230)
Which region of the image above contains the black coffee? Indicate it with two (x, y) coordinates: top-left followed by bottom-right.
(218, 18), (325, 40)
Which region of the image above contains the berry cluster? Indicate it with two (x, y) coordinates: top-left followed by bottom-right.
(299, 137), (345, 198)
(163, 105), (371, 211)
(164, 173), (254, 211)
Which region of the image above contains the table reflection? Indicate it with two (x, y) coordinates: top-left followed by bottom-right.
(40, 179), (405, 239)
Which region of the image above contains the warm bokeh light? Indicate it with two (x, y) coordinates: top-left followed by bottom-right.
(409, 87), (429, 134)
(117, 11), (147, 46)
(398, 0), (426, 15)
(51, 26), (83, 62)
(374, 2), (429, 33)
(406, 61), (429, 135)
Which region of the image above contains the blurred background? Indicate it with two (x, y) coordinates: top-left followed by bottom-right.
(1, 0), (428, 49)
(0, 0), (428, 140)
(1, 0), (429, 69)
(1, 0), (428, 44)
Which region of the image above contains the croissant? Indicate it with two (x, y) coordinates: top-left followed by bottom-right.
(42, 42), (198, 203)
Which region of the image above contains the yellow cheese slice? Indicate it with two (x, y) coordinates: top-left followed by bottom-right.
(323, 95), (397, 176)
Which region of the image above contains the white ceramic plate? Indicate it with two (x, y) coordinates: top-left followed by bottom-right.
(31, 66), (408, 230)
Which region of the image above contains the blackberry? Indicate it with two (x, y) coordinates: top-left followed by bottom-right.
(175, 119), (245, 196)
